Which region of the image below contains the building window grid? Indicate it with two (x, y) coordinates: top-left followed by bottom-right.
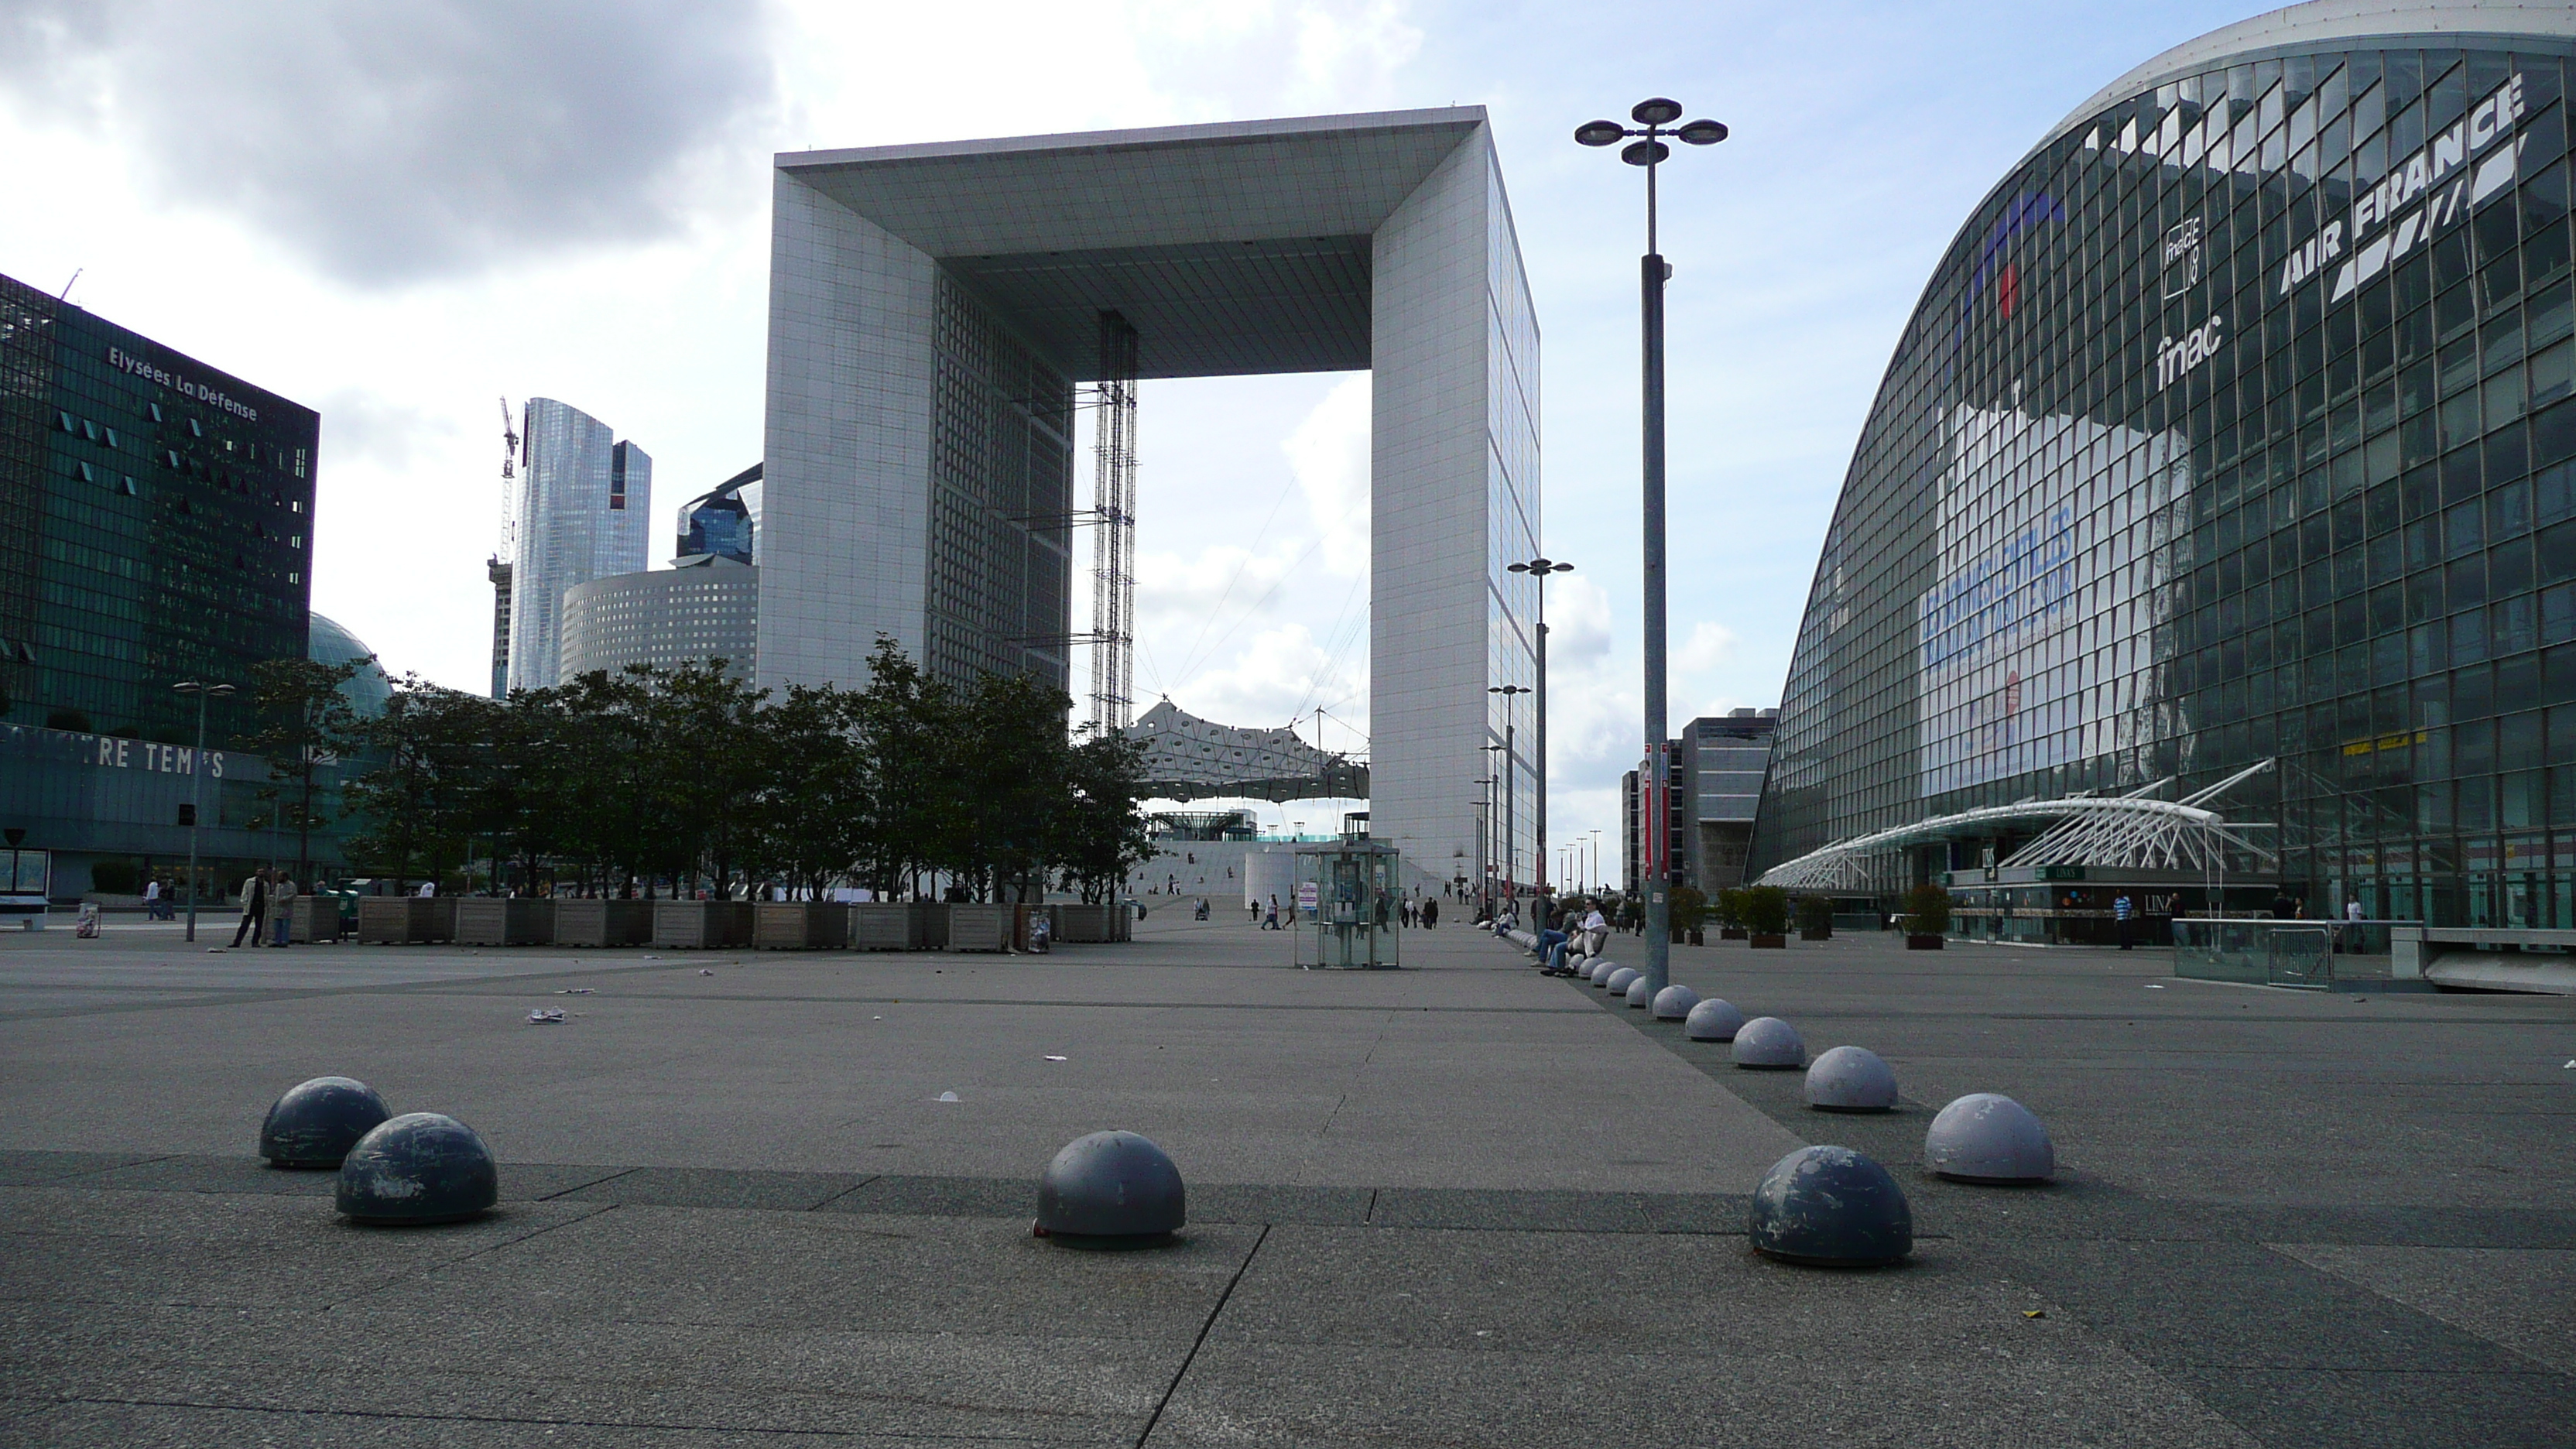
(1750, 46), (2576, 926)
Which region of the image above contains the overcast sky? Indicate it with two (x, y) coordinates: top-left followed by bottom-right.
(0, 0), (2261, 883)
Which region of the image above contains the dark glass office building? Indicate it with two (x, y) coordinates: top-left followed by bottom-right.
(0, 271), (320, 745)
(1748, 5), (2576, 931)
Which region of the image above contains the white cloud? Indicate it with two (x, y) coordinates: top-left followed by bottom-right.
(0, 0), (779, 286)
(1674, 619), (1740, 676)
(1284, 375), (1372, 577)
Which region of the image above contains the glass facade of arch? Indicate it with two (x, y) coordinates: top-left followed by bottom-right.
(1749, 37), (2576, 930)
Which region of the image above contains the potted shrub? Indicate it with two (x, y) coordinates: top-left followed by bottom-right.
(1797, 895), (1834, 941)
(1742, 885), (1790, 948)
(1669, 885), (1708, 945)
(1714, 888), (1749, 940)
(1902, 884), (1951, 949)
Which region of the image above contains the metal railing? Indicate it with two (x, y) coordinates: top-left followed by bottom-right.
(2170, 917), (2418, 989)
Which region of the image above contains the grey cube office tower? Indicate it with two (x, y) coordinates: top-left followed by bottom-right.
(505, 399), (651, 695)
(760, 109), (1541, 889)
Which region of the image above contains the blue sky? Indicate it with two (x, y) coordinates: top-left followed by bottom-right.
(0, 0), (2265, 879)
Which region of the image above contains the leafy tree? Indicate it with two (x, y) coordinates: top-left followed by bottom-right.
(339, 676), (481, 890)
(745, 683), (865, 899)
(242, 655), (371, 885)
(1057, 729), (1153, 903)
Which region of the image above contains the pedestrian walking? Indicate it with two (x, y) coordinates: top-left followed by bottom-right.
(230, 868), (270, 949)
(1421, 896), (1437, 930)
(2114, 892), (2134, 951)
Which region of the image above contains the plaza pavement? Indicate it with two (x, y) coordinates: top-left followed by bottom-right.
(1, 910), (2570, 1446)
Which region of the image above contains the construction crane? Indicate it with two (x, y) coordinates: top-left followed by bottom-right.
(495, 397), (522, 560)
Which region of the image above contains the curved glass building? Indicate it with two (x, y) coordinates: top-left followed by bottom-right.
(1749, 2), (2576, 935)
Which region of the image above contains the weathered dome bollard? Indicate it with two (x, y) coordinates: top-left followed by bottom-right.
(1035, 1129), (1186, 1248)
(1602, 966), (1640, 994)
(1684, 997), (1747, 1042)
(1586, 957), (1621, 984)
(259, 1076), (392, 1169)
(1652, 984), (1698, 1020)
(1747, 1145), (1913, 1266)
(335, 1113), (498, 1225)
(1624, 975), (1654, 1009)
(1805, 1046), (1899, 1112)
(1731, 1016), (1806, 1070)
(1924, 1093), (2055, 1184)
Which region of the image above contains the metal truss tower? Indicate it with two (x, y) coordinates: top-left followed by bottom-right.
(1089, 311), (1139, 731)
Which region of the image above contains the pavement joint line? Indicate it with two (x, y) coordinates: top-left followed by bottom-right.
(318, 1201), (621, 1314)
(531, 1165), (642, 1201)
(1133, 1222), (1269, 1449)
(16, 1394), (976, 1440)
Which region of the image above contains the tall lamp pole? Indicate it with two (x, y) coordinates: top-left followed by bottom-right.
(1487, 684), (1530, 902)
(172, 680), (235, 944)
(1506, 557), (1574, 899)
(1577, 98), (1725, 996)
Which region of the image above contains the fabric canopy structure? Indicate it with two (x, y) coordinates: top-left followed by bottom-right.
(1755, 762), (2279, 891)
(1123, 698), (1367, 804)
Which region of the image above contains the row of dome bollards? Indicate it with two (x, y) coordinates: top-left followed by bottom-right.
(1573, 951), (2054, 1267)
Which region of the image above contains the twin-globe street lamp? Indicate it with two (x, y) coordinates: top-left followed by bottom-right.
(1505, 555), (1574, 903)
(1576, 98), (1725, 996)
(1485, 683), (1530, 902)
(171, 679), (236, 943)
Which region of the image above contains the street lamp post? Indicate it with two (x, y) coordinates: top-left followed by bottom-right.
(172, 680), (236, 944)
(1577, 98), (1725, 996)
(1470, 780), (1494, 916)
(1506, 556), (1574, 899)
(1486, 684), (1530, 901)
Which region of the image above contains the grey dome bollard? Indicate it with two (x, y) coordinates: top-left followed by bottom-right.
(1804, 1046), (1899, 1112)
(1624, 975), (1654, 1009)
(259, 1076), (392, 1169)
(335, 1113), (498, 1225)
(1586, 957), (1621, 984)
(1036, 1129), (1186, 1248)
(1924, 1093), (2055, 1184)
(1602, 967), (1640, 994)
(1747, 1145), (1913, 1266)
(1731, 1016), (1807, 1069)
(1684, 997), (1747, 1042)
(1652, 984), (1699, 1020)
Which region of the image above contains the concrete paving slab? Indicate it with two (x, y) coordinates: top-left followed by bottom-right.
(1146, 1340), (2265, 1449)
(2271, 1243), (2576, 1374)
(0, 1185), (605, 1310)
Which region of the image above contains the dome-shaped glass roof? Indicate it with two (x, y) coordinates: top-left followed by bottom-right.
(307, 613), (393, 718)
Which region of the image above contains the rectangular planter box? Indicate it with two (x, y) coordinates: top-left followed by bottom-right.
(947, 903), (1015, 953)
(553, 899), (656, 947)
(1719, 927), (1749, 940)
(455, 897), (553, 946)
(1051, 903), (1119, 944)
(357, 897), (455, 944)
(653, 899), (754, 949)
(287, 896), (344, 943)
(848, 903), (919, 951)
(1906, 934), (1946, 950)
(910, 902), (950, 950)
(755, 901), (848, 950)
(1749, 933), (1788, 949)
(1800, 928), (1833, 941)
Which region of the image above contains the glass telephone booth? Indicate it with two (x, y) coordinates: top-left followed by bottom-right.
(1292, 837), (1402, 969)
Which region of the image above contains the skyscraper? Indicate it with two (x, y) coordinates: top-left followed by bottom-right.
(677, 462), (760, 565)
(0, 270), (318, 743)
(505, 399), (649, 694)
